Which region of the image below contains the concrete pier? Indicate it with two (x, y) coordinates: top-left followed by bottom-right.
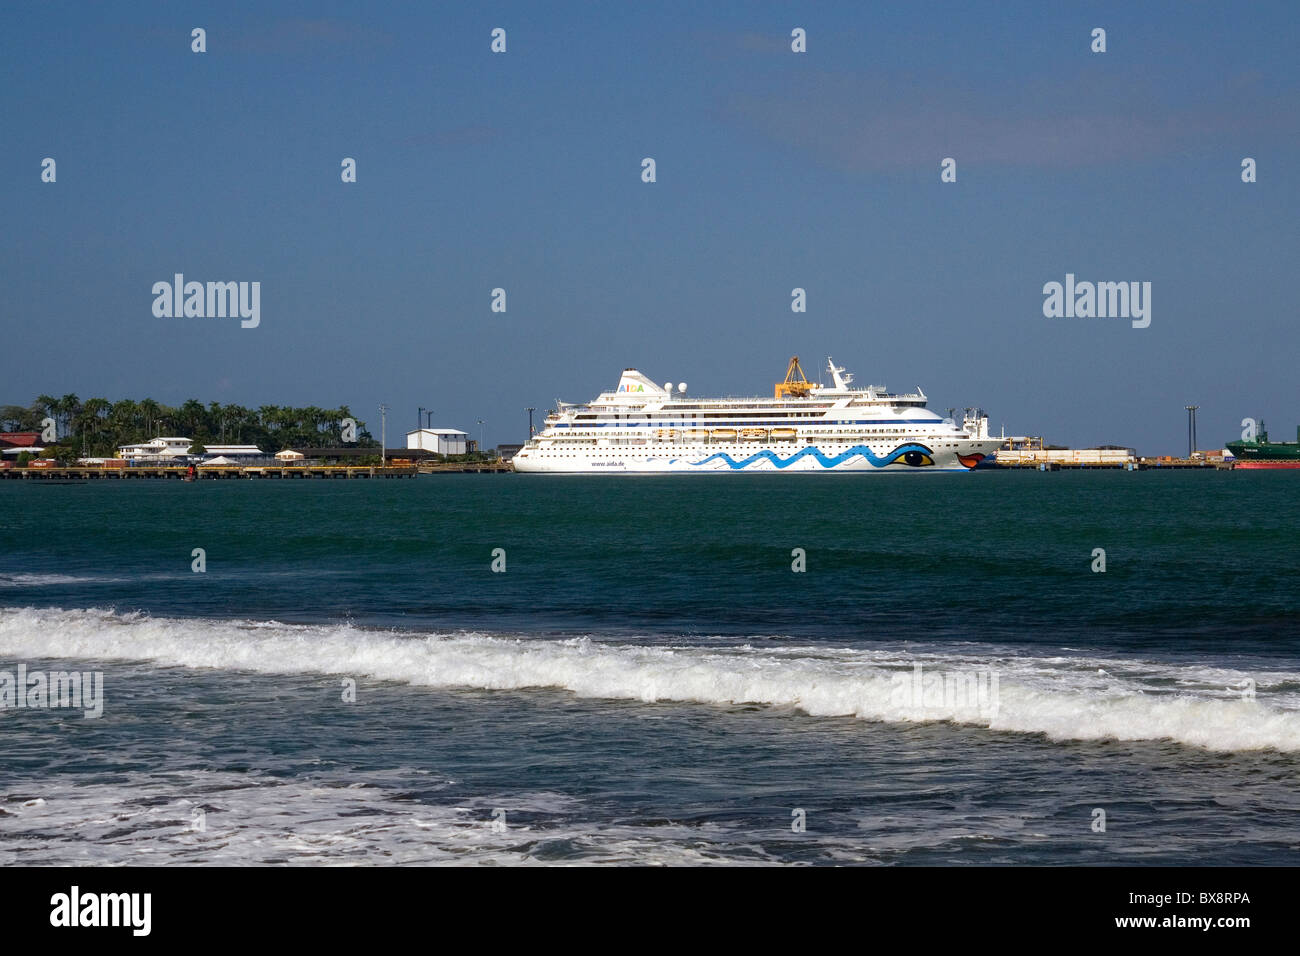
(1, 465), (418, 480)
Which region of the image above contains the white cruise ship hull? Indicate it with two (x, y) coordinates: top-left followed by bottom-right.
(512, 359), (1003, 474)
(514, 439), (1002, 473)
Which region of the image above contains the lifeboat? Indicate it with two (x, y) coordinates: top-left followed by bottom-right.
(710, 428), (738, 440)
(770, 427), (798, 440)
(683, 429), (710, 440)
(740, 428), (768, 441)
(655, 429), (678, 440)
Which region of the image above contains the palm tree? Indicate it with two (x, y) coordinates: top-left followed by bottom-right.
(59, 394), (80, 437)
(138, 399), (162, 437)
(23, 401), (46, 431)
(208, 402), (226, 442)
(179, 399), (205, 438)
(35, 395), (58, 438)
(78, 398), (110, 454)
(0, 405), (24, 431)
(303, 406), (327, 444)
(108, 399), (139, 446)
(219, 404), (253, 444)
(231, 405), (256, 442)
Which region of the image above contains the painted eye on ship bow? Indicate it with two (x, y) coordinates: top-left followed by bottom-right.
(897, 449), (935, 467)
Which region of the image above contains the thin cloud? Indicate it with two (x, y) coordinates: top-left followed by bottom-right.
(231, 18), (395, 56)
(404, 125), (500, 149)
(720, 71), (1281, 169)
(734, 32), (790, 54)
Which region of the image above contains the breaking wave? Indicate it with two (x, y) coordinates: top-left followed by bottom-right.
(2, 606), (1298, 753)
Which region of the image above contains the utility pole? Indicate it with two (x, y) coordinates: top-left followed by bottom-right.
(1185, 405), (1199, 458)
(526, 407), (536, 438)
(380, 403), (388, 465)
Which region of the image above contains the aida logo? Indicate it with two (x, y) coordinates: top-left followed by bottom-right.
(620, 384), (644, 392)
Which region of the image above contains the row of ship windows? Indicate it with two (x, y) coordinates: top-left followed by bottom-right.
(545, 431), (931, 440)
(553, 429), (927, 434)
(564, 419), (934, 426)
(575, 413), (831, 420)
(537, 452), (957, 460)
(576, 406), (926, 416)
(553, 425), (933, 431)
(536, 444), (963, 452)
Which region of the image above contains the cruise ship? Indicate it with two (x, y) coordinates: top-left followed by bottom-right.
(512, 357), (1002, 473)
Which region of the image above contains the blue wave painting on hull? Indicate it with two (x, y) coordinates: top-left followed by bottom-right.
(688, 443), (934, 470)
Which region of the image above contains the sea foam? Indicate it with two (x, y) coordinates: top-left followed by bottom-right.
(2, 606), (1298, 753)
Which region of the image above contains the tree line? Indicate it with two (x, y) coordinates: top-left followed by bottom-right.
(1, 395), (376, 459)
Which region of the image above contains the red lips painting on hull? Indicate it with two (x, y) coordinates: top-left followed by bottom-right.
(957, 453), (986, 470)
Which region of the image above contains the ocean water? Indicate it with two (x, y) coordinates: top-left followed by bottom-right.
(2, 471), (1299, 865)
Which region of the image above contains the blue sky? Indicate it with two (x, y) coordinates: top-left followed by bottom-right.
(3, 1), (1297, 453)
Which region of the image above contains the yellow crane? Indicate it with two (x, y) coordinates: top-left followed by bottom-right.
(774, 356), (814, 399)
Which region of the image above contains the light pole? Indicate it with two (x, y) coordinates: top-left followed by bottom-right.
(476, 419), (485, 458)
(380, 403), (388, 465)
(526, 406), (536, 438)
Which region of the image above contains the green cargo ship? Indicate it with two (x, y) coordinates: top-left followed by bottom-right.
(1226, 421), (1300, 468)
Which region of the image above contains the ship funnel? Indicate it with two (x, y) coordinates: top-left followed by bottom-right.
(613, 369), (668, 401)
